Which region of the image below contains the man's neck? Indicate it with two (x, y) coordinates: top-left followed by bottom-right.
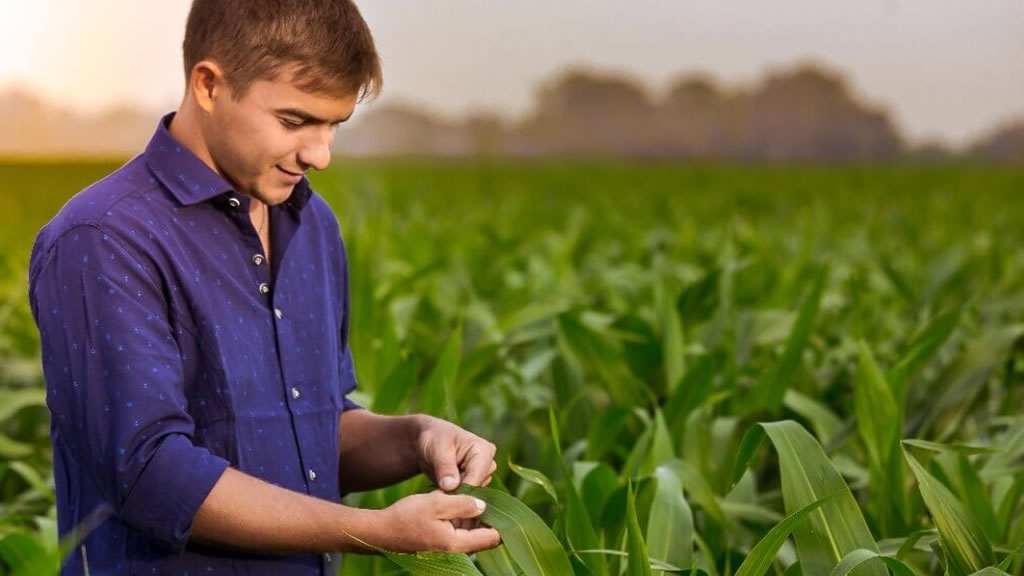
(168, 103), (221, 181)
(169, 103), (273, 266)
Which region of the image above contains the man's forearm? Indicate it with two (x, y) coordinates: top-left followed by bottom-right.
(337, 409), (426, 493)
(191, 467), (384, 554)
(190, 411), (433, 553)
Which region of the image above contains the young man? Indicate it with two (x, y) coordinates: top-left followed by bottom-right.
(27, 1), (501, 574)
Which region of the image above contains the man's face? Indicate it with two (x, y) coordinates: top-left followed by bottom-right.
(202, 71), (358, 206)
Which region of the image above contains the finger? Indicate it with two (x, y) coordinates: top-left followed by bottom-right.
(454, 517), (481, 530)
(483, 474), (493, 486)
(432, 452), (462, 491)
(438, 494), (487, 520)
(460, 443), (497, 487)
(451, 526), (502, 554)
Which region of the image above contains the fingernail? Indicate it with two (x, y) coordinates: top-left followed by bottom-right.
(441, 475), (458, 490)
(473, 497), (486, 512)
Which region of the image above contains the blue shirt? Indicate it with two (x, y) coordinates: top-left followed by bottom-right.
(28, 112), (361, 575)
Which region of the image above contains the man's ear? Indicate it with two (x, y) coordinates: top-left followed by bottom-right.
(189, 60), (227, 114)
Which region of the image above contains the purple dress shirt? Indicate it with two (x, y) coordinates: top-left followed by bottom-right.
(28, 112), (361, 575)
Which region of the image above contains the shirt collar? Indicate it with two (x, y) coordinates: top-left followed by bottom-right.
(143, 112), (313, 213)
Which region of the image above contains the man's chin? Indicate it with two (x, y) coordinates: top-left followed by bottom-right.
(252, 186), (293, 207)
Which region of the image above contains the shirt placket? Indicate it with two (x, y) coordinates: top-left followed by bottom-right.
(221, 194), (271, 289)
(221, 193), (322, 501)
(271, 301), (321, 494)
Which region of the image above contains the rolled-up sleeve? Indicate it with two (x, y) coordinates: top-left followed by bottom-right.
(339, 344), (362, 411)
(30, 224), (229, 552)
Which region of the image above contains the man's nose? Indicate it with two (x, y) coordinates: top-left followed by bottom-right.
(297, 128), (333, 171)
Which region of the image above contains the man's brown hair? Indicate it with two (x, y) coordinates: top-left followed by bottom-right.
(183, 0), (382, 101)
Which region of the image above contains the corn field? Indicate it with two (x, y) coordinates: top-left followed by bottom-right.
(1, 161), (1024, 576)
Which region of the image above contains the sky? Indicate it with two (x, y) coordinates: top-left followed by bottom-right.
(1, 0), (1022, 145)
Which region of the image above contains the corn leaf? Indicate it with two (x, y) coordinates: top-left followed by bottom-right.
(0, 532), (51, 574)
(735, 421), (886, 576)
(957, 454), (1001, 543)
(887, 307), (962, 395)
(720, 501), (784, 525)
(826, 549), (916, 576)
(557, 313), (649, 407)
(642, 409), (676, 476)
(371, 352), (418, 414)
(901, 439), (997, 456)
(0, 434), (33, 459)
(477, 545), (522, 576)
(854, 341), (897, 470)
(661, 281), (687, 395)
(996, 477), (1024, 541)
(345, 528), (484, 576)
(626, 481), (654, 576)
(0, 388), (46, 423)
(748, 267), (826, 413)
(663, 354), (715, 441)
(578, 462), (618, 527)
(508, 458), (559, 505)
(647, 466), (694, 573)
(383, 550), (485, 576)
(666, 459), (730, 530)
(420, 323), (463, 421)
(550, 409), (607, 576)
(575, 549), (707, 574)
(459, 484), (573, 576)
(904, 446), (995, 575)
(733, 489), (842, 576)
(783, 389), (843, 447)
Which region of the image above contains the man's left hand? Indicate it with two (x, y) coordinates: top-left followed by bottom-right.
(415, 416), (497, 492)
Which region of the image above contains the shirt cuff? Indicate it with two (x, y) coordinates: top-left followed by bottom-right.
(118, 434), (230, 552)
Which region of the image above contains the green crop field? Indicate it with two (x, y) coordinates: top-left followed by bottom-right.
(2, 160), (1024, 575)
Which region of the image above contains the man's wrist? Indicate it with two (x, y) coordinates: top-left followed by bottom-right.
(404, 413), (431, 450)
(331, 504), (389, 553)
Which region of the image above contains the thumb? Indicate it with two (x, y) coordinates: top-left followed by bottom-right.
(433, 455), (461, 491)
(438, 494), (487, 520)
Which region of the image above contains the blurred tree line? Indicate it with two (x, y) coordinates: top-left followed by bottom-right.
(336, 63), (1023, 162)
(2, 62), (1022, 162)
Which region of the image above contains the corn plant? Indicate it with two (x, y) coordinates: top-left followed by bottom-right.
(3, 162), (1024, 575)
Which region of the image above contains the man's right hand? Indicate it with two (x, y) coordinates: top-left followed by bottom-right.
(370, 490), (502, 554)
(190, 467), (501, 557)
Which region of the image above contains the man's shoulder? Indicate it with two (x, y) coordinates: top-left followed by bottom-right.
(303, 189), (347, 245)
(304, 189), (333, 219)
(29, 156), (165, 283)
(308, 189), (351, 233)
(39, 155), (163, 234)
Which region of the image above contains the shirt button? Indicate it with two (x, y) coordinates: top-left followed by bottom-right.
(308, 468), (317, 481)
(252, 254), (264, 266)
(291, 387), (301, 400)
(228, 197), (241, 208)
(259, 283), (270, 295)
(274, 308), (283, 320)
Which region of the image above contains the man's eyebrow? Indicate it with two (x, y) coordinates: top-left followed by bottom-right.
(275, 108), (354, 124)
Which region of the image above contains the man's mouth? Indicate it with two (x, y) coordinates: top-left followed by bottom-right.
(277, 166), (304, 183)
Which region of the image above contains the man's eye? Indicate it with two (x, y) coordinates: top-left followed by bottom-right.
(280, 119), (304, 129)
